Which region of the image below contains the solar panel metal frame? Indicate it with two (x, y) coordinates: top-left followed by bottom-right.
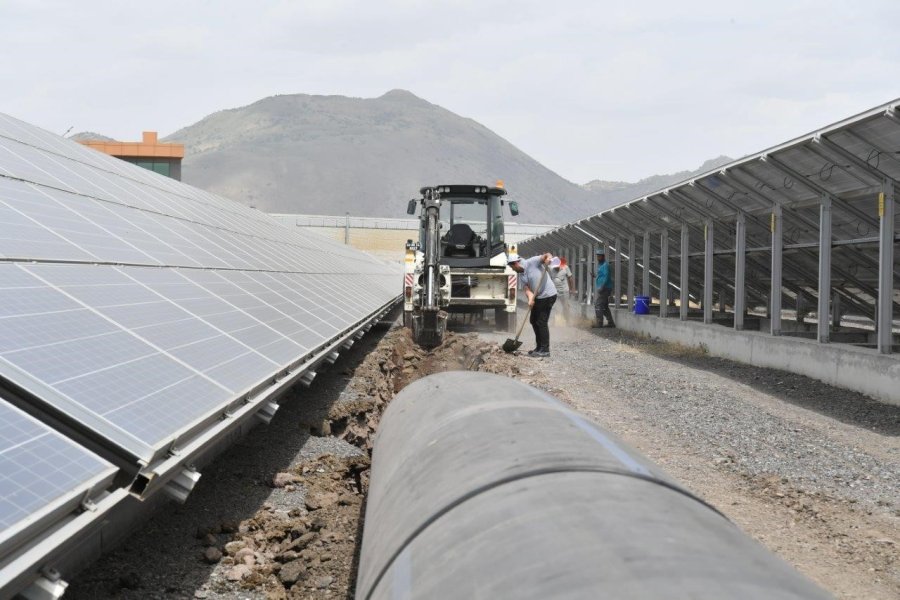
(520, 98), (900, 330)
(0, 393), (117, 563)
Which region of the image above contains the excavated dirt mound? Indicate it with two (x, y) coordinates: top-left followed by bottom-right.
(198, 454), (369, 598)
(327, 328), (539, 451)
(204, 327), (545, 599)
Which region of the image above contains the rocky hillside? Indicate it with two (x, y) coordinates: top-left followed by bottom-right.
(583, 155), (733, 207)
(70, 132), (115, 142)
(76, 91), (733, 225)
(162, 90), (597, 224)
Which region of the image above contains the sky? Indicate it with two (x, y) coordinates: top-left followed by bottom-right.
(1, 0), (899, 184)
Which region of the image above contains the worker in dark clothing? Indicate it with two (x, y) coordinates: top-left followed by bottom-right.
(507, 252), (556, 357)
(593, 248), (615, 328)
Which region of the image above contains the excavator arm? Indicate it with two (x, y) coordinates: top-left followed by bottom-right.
(411, 188), (448, 347)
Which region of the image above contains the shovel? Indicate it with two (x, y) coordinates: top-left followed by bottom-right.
(502, 265), (549, 353)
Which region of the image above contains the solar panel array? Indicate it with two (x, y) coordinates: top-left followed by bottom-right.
(0, 112), (399, 595)
(521, 99), (900, 327)
(0, 395), (116, 552)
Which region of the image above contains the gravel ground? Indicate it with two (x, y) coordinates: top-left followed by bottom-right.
(482, 313), (900, 599)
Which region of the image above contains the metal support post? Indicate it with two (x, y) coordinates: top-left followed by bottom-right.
(659, 230), (669, 317)
(614, 237), (622, 308)
(575, 246), (587, 304)
(574, 245), (581, 302)
(680, 224), (689, 320)
(571, 245), (577, 298)
(627, 236), (636, 310)
(878, 180), (895, 354)
(771, 205), (783, 336)
(344, 212), (351, 244)
(704, 220), (714, 324)
(818, 196), (832, 343)
(642, 232), (651, 297)
(734, 212), (746, 330)
(832, 292), (841, 330)
(582, 244), (590, 304)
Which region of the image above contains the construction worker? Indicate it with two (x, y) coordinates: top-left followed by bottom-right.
(551, 257), (576, 324)
(507, 252), (556, 357)
(593, 249), (615, 328)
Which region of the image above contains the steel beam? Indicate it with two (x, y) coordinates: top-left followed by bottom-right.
(680, 224), (689, 320)
(607, 209), (656, 243)
(642, 232), (651, 297)
(573, 245), (580, 302)
(725, 167), (900, 289)
(614, 236), (622, 308)
(629, 203), (672, 232)
(627, 236), (636, 310)
(878, 179), (895, 354)
(659, 200), (773, 312)
(771, 204), (783, 335)
(573, 224), (602, 243)
(816, 135), (899, 186)
(818, 196), (832, 343)
(832, 292), (841, 330)
(805, 143), (873, 187)
(734, 212), (746, 330)
(704, 220), (714, 324)
(659, 230), (669, 317)
(763, 154), (880, 232)
(577, 244), (591, 302)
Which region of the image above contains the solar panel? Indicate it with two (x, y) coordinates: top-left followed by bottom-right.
(521, 99), (900, 324)
(0, 394), (116, 556)
(0, 112), (399, 469)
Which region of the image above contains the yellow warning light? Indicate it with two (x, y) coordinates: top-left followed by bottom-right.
(495, 179), (505, 189)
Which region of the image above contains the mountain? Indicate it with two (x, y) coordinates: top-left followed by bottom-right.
(161, 90), (602, 224)
(70, 132), (115, 142)
(76, 91), (733, 225)
(582, 155), (733, 207)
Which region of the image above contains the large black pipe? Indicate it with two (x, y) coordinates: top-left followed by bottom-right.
(356, 371), (830, 600)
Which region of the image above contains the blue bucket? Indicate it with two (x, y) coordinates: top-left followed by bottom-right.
(634, 295), (651, 315)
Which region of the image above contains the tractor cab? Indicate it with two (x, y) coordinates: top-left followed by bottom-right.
(409, 184), (519, 268)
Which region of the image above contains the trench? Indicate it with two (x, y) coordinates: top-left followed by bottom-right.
(199, 327), (540, 599)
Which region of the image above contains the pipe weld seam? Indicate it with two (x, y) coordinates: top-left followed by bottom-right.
(364, 464), (729, 600)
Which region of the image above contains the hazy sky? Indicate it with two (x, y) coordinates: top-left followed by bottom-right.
(2, 0), (898, 183)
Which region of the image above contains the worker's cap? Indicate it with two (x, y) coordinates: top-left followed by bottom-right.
(549, 257), (561, 269)
(506, 253), (521, 264)
(595, 248), (607, 255)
